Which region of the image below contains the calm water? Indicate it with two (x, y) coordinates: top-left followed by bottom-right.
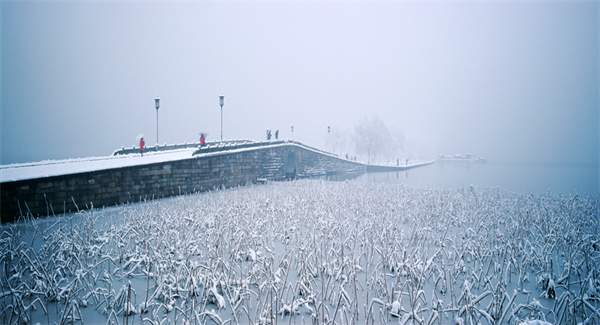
(353, 161), (600, 195)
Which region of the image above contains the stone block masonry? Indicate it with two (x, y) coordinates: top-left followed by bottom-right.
(0, 142), (365, 222)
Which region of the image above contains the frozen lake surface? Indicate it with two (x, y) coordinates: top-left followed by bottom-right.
(354, 162), (599, 196)
(1, 179), (599, 325)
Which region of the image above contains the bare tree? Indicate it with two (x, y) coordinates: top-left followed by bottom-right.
(353, 115), (391, 164)
(327, 127), (351, 157)
(384, 128), (405, 164)
(324, 116), (408, 164)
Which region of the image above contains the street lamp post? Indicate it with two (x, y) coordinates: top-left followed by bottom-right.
(155, 96), (160, 144)
(291, 125), (294, 140)
(327, 125), (330, 151)
(219, 93), (224, 142)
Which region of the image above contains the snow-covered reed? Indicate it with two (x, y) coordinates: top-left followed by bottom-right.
(1, 180), (598, 325)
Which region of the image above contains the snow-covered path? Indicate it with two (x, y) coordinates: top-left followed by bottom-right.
(0, 141), (358, 183)
(2, 142), (430, 183)
(0, 149), (196, 183)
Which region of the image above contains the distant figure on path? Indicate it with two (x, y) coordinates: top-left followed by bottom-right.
(140, 137), (145, 157)
(200, 133), (206, 147)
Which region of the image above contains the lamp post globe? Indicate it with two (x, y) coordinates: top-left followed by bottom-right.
(327, 125), (331, 152)
(219, 93), (224, 141)
(155, 96), (160, 144)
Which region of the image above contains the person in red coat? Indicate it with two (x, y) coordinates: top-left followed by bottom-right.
(140, 137), (145, 157)
(200, 133), (205, 147)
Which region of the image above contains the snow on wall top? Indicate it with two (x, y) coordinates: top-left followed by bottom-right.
(0, 140), (352, 183)
(0, 149), (196, 183)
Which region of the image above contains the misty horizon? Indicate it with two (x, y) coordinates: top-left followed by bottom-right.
(1, 1), (598, 167)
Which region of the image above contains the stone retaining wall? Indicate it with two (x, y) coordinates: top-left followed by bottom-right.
(1, 143), (364, 222)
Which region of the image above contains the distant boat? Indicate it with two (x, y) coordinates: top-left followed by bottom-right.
(438, 153), (487, 163)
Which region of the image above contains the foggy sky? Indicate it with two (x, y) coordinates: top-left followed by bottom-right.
(1, 1), (598, 166)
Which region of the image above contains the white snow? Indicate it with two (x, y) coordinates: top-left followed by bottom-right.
(518, 320), (553, 325)
(0, 148), (196, 183)
(2, 180), (599, 325)
(0, 141), (361, 183)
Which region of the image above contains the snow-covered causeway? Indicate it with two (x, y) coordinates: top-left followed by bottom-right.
(0, 149), (196, 183)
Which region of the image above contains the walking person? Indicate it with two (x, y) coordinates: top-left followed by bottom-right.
(200, 133), (205, 147)
(140, 137), (145, 157)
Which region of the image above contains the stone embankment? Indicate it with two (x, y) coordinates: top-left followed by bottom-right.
(1, 141), (364, 222)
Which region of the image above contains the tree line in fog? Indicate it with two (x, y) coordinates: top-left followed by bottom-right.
(326, 115), (430, 164)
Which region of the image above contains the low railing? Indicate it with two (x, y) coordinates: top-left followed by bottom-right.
(112, 139), (252, 156)
(191, 139), (337, 157)
(194, 140), (331, 155)
(113, 139), (340, 158)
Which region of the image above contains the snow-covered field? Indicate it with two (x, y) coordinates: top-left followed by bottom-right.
(1, 180), (599, 325)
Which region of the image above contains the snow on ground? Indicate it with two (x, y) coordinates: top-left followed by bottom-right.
(0, 141), (331, 183)
(0, 144), (431, 184)
(0, 141), (352, 183)
(2, 180), (598, 325)
(0, 149), (197, 183)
